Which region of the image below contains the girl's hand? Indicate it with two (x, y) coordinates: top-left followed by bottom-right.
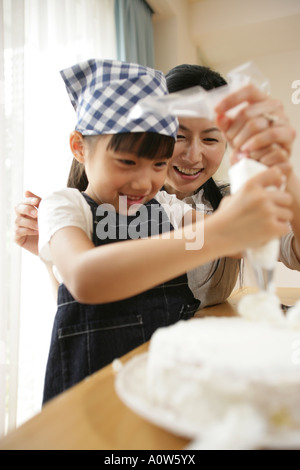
(215, 84), (296, 165)
(14, 190), (41, 255)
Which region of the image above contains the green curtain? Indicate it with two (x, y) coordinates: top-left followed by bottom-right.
(115, 0), (155, 67)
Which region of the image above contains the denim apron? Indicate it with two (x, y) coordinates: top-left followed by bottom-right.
(43, 193), (200, 403)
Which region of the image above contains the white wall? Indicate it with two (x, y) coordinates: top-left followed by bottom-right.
(149, 0), (198, 72)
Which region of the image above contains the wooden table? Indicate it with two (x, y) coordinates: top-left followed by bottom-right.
(0, 287), (299, 450)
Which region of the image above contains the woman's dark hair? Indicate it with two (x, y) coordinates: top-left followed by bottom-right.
(166, 64), (227, 93)
(166, 64), (228, 211)
(67, 132), (175, 191)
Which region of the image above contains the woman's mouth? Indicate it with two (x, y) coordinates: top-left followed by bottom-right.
(174, 166), (204, 179)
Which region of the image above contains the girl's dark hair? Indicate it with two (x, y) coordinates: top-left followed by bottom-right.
(166, 64), (228, 211)
(106, 132), (174, 159)
(67, 158), (88, 192)
(67, 132), (175, 191)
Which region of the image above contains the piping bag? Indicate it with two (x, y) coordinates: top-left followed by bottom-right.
(228, 158), (280, 293)
(129, 62), (270, 122)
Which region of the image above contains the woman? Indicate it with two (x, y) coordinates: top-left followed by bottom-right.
(164, 65), (299, 306)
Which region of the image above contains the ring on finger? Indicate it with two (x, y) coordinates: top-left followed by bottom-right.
(262, 113), (280, 125)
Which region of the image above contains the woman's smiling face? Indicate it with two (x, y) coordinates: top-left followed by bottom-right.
(164, 117), (227, 199)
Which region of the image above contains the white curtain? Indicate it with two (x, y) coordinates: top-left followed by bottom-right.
(1, 0), (117, 436)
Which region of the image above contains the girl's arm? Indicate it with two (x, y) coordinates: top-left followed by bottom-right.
(49, 168), (292, 304)
(44, 262), (60, 298)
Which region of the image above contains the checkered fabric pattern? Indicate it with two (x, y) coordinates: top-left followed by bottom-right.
(60, 59), (178, 138)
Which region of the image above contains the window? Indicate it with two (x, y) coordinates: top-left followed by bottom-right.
(1, 0), (117, 435)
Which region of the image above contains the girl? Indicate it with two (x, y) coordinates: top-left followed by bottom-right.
(36, 58), (291, 403)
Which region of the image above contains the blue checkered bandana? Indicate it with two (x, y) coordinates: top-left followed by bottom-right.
(60, 59), (178, 138)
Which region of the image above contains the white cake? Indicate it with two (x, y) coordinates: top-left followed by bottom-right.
(146, 316), (300, 446)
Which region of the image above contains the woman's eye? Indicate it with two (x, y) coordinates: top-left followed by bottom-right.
(176, 134), (186, 140)
(204, 138), (218, 143)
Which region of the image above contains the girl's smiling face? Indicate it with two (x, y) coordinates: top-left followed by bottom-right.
(164, 117), (226, 199)
(77, 134), (170, 213)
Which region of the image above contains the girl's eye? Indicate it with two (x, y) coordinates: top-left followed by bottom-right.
(119, 159), (135, 166)
(154, 161), (167, 168)
(176, 134), (186, 140)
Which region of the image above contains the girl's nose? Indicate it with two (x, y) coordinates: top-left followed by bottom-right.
(130, 168), (152, 193)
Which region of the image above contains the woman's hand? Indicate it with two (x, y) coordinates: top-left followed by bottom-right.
(14, 190), (41, 255)
(215, 84), (296, 166)
(214, 84), (300, 266)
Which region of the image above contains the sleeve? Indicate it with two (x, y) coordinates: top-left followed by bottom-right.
(279, 231), (300, 271)
(155, 190), (194, 230)
(183, 183), (240, 308)
(187, 258), (241, 309)
(38, 188), (93, 263)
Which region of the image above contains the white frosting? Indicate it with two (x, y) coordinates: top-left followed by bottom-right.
(246, 239), (280, 271)
(185, 405), (267, 450)
(237, 291), (285, 326)
(287, 301), (300, 329)
(238, 292), (300, 330)
(146, 317), (300, 446)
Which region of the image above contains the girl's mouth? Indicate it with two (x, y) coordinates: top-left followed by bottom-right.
(174, 166), (204, 179)
(119, 193), (147, 206)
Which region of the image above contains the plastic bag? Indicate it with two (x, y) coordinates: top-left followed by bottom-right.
(129, 61), (270, 122)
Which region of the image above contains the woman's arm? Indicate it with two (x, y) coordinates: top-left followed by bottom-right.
(14, 191), (41, 255)
(14, 190), (61, 295)
(49, 168), (292, 304)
